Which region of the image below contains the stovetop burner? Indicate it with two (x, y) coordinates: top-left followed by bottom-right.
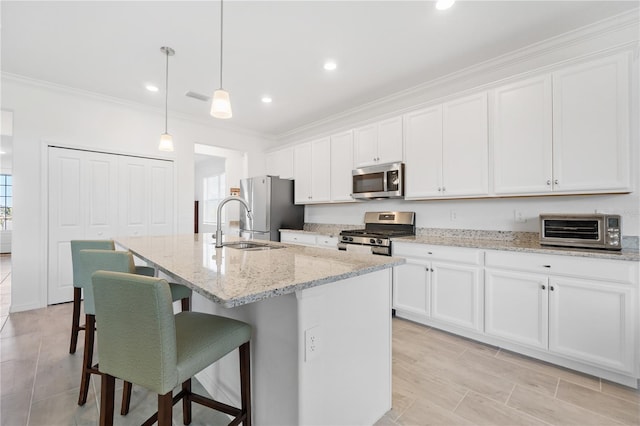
(340, 229), (414, 239)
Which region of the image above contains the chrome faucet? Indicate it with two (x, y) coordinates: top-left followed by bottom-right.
(215, 196), (252, 248)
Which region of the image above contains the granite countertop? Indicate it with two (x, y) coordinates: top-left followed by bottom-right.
(116, 233), (404, 308)
(394, 234), (640, 261)
(281, 224), (640, 262)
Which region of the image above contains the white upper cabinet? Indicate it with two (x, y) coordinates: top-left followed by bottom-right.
(492, 75), (553, 195)
(442, 92), (489, 197)
(404, 93), (489, 199)
(404, 106), (443, 198)
(293, 138), (331, 204)
(266, 146), (294, 179)
(552, 53), (630, 193)
(330, 130), (356, 202)
(354, 116), (403, 167)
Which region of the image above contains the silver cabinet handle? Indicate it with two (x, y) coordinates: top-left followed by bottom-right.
(550, 286), (555, 291)
(554, 179), (559, 185)
(442, 187), (446, 192)
(542, 285), (546, 290)
(438, 187), (442, 192)
(546, 180), (551, 185)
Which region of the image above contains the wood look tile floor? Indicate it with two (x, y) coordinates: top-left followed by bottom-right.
(378, 318), (640, 426)
(1, 255), (639, 425)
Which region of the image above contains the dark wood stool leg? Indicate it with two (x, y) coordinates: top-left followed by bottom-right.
(239, 342), (251, 426)
(157, 391), (173, 426)
(69, 287), (82, 354)
(100, 374), (116, 426)
(181, 297), (190, 312)
(182, 378), (192, 425)
(78, 314), (95, 405)
(120, 380), (133, 415)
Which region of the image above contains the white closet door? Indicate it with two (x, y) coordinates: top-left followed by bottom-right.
(148, 159), (174, 236)
(118, 156), (148, 237)
(48, 148), (119, 304)
(48, 147), (174, 304)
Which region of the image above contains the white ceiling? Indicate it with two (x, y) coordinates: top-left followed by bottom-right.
(2, 1), (638, 138)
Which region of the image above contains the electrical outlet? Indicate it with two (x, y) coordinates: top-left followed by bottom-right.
(514, 210), (526, 223)
(305, 326), (320, 362)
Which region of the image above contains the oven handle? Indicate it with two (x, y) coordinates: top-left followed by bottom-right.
(337, 242), (348, 251)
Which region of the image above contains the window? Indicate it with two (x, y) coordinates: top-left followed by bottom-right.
(0, 174), (12, 230)
(203, 173), (226, 225)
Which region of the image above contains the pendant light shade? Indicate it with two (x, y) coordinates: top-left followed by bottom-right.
(211, 89), (232, 118)
(211, 0), (232, 119)
(159, 46), (175, 151)
(159, 133), (174, 151)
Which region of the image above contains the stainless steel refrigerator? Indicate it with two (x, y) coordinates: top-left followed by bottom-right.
(239, 176), (304, 241)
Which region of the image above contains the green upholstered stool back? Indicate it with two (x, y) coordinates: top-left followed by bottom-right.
(70, 240), (115, 289)
(76, 250), (135, 315)
(92, 271), (178, 395)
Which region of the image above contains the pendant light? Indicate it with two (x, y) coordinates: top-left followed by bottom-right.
(159, 46), (175, 152)
(211, 0), (232, 119)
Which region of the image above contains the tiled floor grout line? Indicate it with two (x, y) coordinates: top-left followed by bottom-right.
(553, 377), (560, 398)
(26, 339), (43, 426)
(504, 383), (517, 406)
(451, 389), (470, 413)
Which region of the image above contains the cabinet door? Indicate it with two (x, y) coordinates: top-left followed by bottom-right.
(442, 92), (489, 196)
(293, 142), (312, 204)
(310, 138), (331, 203)
(266, 147), (294, 179)
(492, 76), (553, 195)
(485, 269), (548, 349)
(552, 54), (630, 192)
(393, 260), (430, 319)
(353, 124), (378, 167)
(404, 107), (443, 199)
(431, 261), (483, 331)
(549, 277), (634, 373)
(377, 116), (403, 164)
(330, 131), (355, 202)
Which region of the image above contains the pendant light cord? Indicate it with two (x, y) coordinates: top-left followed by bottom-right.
(219, 0), (224, 89)
(164, 48), (169, 133)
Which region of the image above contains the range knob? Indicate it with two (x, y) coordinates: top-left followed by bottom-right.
(369, 238), (376, 244)
(376, 239), (383, 244)
(348, 237), (354, 242)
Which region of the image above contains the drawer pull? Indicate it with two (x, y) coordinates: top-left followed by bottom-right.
(550, 286), (555, 291)
(542, 265), (551, 268)
(541, 285), (546, 290)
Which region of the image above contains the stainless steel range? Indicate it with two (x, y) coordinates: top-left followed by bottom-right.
(338, 212), (416, 256)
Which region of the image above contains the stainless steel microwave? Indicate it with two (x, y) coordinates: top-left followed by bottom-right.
(539, 214), (622, 250)
(352, 162), (404, 200)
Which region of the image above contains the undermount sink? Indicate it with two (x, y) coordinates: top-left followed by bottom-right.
(222, 241), (284, 251)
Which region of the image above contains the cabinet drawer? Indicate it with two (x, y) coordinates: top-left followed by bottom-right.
(393, 242), (483, 265)
(485, 250), (637, 284)
(316, 236), (339, 249)
(281, 232), (317, 246)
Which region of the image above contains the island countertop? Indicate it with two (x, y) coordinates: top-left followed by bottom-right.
(116, 233), (404, 308)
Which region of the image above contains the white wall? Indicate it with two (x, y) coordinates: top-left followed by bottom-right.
(3, 77), (268, 312)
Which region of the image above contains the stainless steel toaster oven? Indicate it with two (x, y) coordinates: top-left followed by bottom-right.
(539, 214), (622, 250)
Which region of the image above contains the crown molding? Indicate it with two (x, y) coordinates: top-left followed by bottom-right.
(1, 72), (273, 142)
(276, 8), (640, 142)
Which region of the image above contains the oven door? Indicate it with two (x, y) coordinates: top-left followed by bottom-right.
(338, 242), (390, 256)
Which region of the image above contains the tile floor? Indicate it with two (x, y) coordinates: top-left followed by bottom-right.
(1, 255), (639, 425)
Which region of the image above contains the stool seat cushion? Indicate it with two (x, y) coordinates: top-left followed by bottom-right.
(175, 312), (251, 384)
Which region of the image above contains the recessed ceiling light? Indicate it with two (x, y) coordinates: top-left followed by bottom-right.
(261, 96), (273, 104)
(323, 61), (337, 71)
(435, 0), (455, 11)
(145, 84), (159, 92)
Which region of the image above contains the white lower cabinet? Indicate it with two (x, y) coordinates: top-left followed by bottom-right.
(392, 243), (484, 332)
(280, 231), (338, 249)
(485, 250), (637, 375)
(393, 242), (639, 385)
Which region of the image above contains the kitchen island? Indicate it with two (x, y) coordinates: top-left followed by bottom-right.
(116, 233), (404, 426)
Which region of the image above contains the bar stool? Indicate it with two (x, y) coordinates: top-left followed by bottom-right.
(91, 270), (252, 426)
(74, 249), (193, 410)
(70, 240), (192, 354)
(69, 240), (115, 354)
(69, 240), (192, 354)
